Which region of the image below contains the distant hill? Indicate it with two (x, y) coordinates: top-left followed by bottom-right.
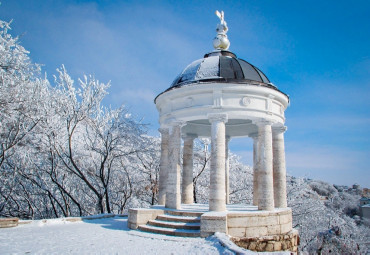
(286, 176), (369, 253)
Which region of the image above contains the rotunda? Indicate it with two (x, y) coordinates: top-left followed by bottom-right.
(128, 11), (298, 251)
(155, 12), (289, 212)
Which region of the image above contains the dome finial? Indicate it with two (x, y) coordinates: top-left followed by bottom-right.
(213, 10), (230, 50)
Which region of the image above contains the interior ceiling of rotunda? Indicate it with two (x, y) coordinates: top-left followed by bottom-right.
(181, 119), (257, 138)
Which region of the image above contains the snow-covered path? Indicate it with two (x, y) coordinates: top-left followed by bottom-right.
(0, 216), (234, 255)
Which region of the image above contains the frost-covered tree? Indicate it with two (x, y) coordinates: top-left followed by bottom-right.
(132, 136), (161, 206)
(191, 138), (253, 204)
(0, 20), (48, 167)
(192, 138), (211, 203)
(0, 20), (148, 218)
(228, 154), (253, 204)
(46, 66), (147, 215)
(0, 20), (50, 218)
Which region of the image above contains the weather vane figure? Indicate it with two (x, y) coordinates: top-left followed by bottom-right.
(213, 10), (230, 50)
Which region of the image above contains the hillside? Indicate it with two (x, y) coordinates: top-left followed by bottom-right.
(286, 177), (369, 253)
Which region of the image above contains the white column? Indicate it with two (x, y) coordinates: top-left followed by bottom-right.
(225, 136), (230, 204)
(208, 113), (228, 212)
(256, 121), (274, 211)
(182, 134), (196, 204)
(251, 133), (259, 206)
(272, 126), (288, 208)
(158, 127), (169, 205)
(165, 122), (182, 209)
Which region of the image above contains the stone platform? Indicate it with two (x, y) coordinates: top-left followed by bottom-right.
(128, 204), (293, 239)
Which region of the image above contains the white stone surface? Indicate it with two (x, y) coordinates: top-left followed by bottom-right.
(158, 127), (169, 205)
(272, 126), (288, 208)
(227, 207), (293, 238)
(200, 211), (228, 237)
(251, 133), (259, 206)
(165, 123), (182, 209)
(256, 121), (274, 211)
(225, 136), (230, 204)
(155, 83), (288, 138)
(209, 114), (228, 212)
(128, 208), (165, 229)
(182, 135), (195, 204)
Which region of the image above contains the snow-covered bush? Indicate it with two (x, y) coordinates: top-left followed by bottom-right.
(287, 176), (368, 253)
(309, 180), (337, 197)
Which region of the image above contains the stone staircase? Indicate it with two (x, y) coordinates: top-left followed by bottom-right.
(138, 210), (203, 237)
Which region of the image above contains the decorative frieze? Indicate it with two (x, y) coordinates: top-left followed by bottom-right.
(241, 96), (251, 106)
(213, 89), (223, 108)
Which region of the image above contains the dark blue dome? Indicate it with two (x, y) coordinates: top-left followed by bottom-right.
(170, 50), (271, 88)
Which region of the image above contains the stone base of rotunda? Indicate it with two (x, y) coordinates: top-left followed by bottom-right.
(231, 229), (299, 252)
(201, 207), (298, 252)
(128, 204), (298, 252)
(128, 208), (165, 229)
(226, 207), (293, 238)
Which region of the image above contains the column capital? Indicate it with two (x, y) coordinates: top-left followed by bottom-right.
(249, 132), (258, 139)
(208, 113), (228, 123)
(158, 127), (169, 135)
(168, 120), (186, 128)
(182, 133), (197, 140)
(253, 119), (274, 127)
(165, 117), (186, 127)
(272, 125), (287, 134)
(225, 136), (231, 143)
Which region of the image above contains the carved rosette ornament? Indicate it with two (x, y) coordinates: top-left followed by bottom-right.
(241, 97), (251, 106)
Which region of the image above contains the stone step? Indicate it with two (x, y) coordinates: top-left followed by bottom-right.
(148, 219), (200, 230)
(156, 214), (201, 223)
(138, 224), (200, 237)
(165, 210), (204, 217)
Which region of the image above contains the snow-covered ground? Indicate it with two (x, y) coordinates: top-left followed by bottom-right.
(0, 216), (238, 255)
(0, 216), (293, 255)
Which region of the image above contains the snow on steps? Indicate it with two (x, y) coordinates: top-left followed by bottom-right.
(147, 219), (200, 230)
(138, 210), (203, 237)
(138, 224), (200, 237)
(163, 210), (203, 217)
(156, 214), (201, 223)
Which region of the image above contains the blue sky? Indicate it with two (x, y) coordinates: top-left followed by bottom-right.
(1, 0), (369, 187)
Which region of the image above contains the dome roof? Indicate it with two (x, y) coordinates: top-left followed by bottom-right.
(170, 50), (273, 89)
